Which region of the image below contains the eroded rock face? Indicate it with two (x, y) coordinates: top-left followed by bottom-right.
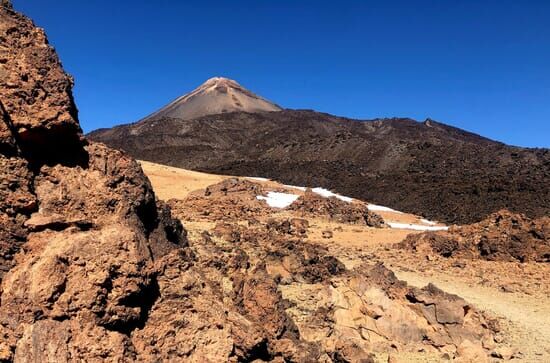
(289, 190), (385, 227)
(0, 3), (186, 361)
(169, 178), (386, 228)
(400, 210), (550, 262)
(0, 1), (82, 162)
(164, 187), (503, 361)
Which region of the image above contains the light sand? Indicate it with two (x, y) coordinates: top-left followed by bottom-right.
(139, 160), (229, 200)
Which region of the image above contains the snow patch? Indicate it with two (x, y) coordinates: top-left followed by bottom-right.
(387, 222), (448, 231)
(420, 218), (437, 226)
(257, 192), (299, 209)
(283, 184), (307, 191)
(247, 177), (270, 182)
(312, 187), (353, 203)
(367, 204), (403, 214)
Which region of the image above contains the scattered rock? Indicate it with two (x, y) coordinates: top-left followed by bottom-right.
(399, 210), (549, 262)
(322, 230), (333, 239)
(492, 346), (517, 360)
(289, 190), (386, 227)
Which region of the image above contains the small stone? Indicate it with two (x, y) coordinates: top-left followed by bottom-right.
(492, 346), (516, 360)
(482, 334), (496, 350)
(456, 340), (489, 363)
(500, 284), (515, 293)
(452, 261), (466, 268)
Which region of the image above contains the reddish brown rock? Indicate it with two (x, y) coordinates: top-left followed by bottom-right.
(0, 3), (186, 361)
(169, 178), (270, 222)
(266, 218), (309, 237)
(289, 190), (385, 227)
(0, 2), (81, 156)
(400, 210), (550, 262)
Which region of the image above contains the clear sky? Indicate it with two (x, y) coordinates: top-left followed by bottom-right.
(13, 0), (550, 147)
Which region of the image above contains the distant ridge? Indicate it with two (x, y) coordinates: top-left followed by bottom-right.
(141, 77), (281, 121)
(88, 109), (550, 224)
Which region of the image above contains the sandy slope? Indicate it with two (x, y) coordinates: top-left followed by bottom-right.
(139, 160), (228, 200)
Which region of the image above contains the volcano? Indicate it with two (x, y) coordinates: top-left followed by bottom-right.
(141, 77), (282, 121)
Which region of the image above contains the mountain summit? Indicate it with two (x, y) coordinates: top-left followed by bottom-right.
(141, 77), (282, 121)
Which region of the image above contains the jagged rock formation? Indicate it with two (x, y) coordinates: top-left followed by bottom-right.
(288, 190), (385, 227)
(0, 3), (504, 362)
(0, 3), (186, 360)
(89, 109), (550, 225)
(399, 210), (550, 262)
(165, 208), (499, 362)
(141, 77), (282, 121)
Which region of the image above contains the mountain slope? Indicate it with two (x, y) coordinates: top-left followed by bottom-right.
(141, 77), (281, 121)
(89, 110), (550, 224)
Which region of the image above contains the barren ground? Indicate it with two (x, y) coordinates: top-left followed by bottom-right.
(140, 160), (550, 362)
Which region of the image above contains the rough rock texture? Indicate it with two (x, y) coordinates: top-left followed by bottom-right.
(0, 4), (185, 361)
(168, 178), (386, 228)
(289, 190), (385, 227)
(167, 178), (271, 223)
(0, 0), (82, 162)
(89, 110), (550, 225)
(164, 181), (502, 360)
(178, 217), (499, 361)
(400, 210), (550, 262)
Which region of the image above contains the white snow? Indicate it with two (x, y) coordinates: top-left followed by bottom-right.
(420, 218), (437, 225)
(311, 187), (353, 203)
(256, 192), (299, 209)
(387, 222), (448, 231)
(283, 184), (307, 191)
(247, 177), (270, 182)
(367, 204), (403, 214)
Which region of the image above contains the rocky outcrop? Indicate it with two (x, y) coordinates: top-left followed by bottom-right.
(0, 0), (82, 163)
(0, 3), (186, 361)
(289, 190), (385, 227)
(282, 264), (496, 362)
(169, 178), (270, 222)
(168, 178), (386, 228)
(190, 218), (499, 361)
(399, 210), (550, 262)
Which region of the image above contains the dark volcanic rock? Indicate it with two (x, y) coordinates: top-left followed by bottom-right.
(88, 110), (550, 225)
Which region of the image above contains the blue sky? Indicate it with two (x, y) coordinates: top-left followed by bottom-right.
(13, 0), (550, 147)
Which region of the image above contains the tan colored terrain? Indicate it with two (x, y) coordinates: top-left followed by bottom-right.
(139, 160), (228, 200)
(139, 160), (440, 228)
(142, 160), (550, 362)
